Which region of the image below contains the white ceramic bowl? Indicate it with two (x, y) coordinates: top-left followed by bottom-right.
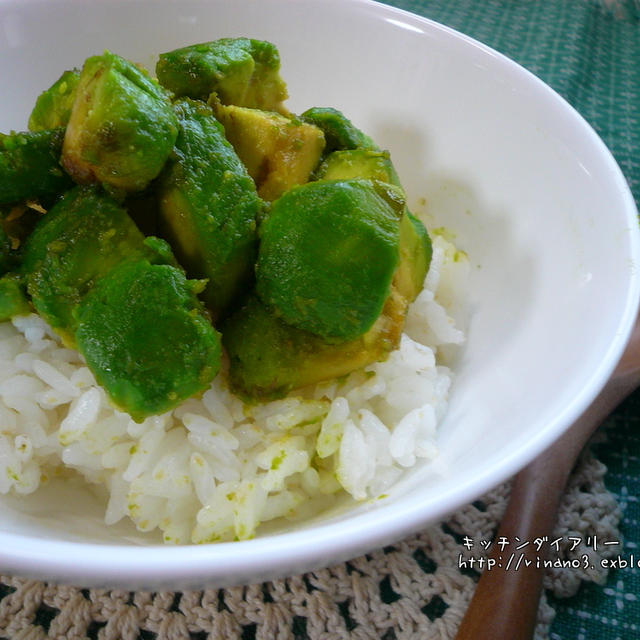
(0, 0), (638, 590)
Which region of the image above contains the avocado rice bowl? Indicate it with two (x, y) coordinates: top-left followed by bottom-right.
(0, 37), (468, 543)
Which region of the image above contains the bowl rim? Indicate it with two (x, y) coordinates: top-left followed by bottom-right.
(0, 0), (639, 589)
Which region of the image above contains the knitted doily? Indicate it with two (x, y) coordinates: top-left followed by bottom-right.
(0, 448), (620, 640)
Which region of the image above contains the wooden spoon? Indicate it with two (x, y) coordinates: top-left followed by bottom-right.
(454, 313), (640, 640)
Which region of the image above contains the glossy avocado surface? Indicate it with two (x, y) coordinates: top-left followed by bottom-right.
(0, 273), (30, 322)
(22, 187), (153, 340)
(0, 128), (72, 206)
(256, 178), (404, 341)
(215, 103), (325, 201)
(75, 259), (221, 422)
(62, 51), (178, 194)
(316, 148), (398, 183)
(28, 69), (80, 132)
(157, 38), (288, 113)
(315, 148), (431, 302)
(223, 292), (404, 400)
(300, 107), (375, 153)
(158, 98), (262, 319)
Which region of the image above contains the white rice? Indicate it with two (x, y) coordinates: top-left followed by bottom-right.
(0, 234), (468, 543)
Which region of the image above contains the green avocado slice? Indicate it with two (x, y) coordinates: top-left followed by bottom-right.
(157, 38), (288, 113)
(256, 178), (405, 341)
(22, 186), (157, 342)
(157, 98), (262, 319)
(223, 292), (405, 400)
(75, 259), (221, 422)
(62, 51), (178, 194)
(0, 128), (72, 206)
(28, 69), (81, 132)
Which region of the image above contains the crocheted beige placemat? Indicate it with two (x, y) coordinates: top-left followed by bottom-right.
(0, 448), (620, 640)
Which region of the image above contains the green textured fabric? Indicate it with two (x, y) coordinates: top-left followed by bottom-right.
(380, 1), (640, 638)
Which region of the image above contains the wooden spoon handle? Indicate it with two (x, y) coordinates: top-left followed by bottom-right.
(453, 459), (565, 640)
(454, 318), (640, 640)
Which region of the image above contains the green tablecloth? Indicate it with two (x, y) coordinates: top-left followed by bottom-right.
(382, 0), (640, 637)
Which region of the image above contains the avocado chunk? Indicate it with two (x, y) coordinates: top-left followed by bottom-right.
(0, 128), (72, 206)
(300, 107), (375, 153)
(316, 148), (431, 302)
(224, 291), (406, 400)
(22, 185), (221, 421)
(157, 98), (262, 319)
(215, 103), (325, 201)
(315, 148), (399, 183)
(256, 179), (404, 341)
(21, 186), (155, 342)
(396, 212), (432, 302)
(0, 273), (31, 321)
(156, 38), (288, 113)
(62, 51), (178, 194)
(75, 259), (221, 422)
(28, 69), (80, 132)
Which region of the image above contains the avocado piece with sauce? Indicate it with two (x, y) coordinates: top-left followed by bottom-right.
(157, 98), (262, 319)
(61, 51), (178, 194)
(315, 148), (399, 183)
(0, 273), (31, 321)
(315, 148), (431, 302)
(156, 38), (288, 113)
(215, 103), (325, 201)
(75, 259), (221, 422)
(0, 128), (73, 206)
(256, 178), (405, 341)
(22, 185), (221, 421)
(28, 69), (80, 132)
(300, 107), (375, 153)
(226, 158), (429, 398)
(223, 291), (406, 399)
(396, 212), (432, 302)
(21, 186), (155, 342)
